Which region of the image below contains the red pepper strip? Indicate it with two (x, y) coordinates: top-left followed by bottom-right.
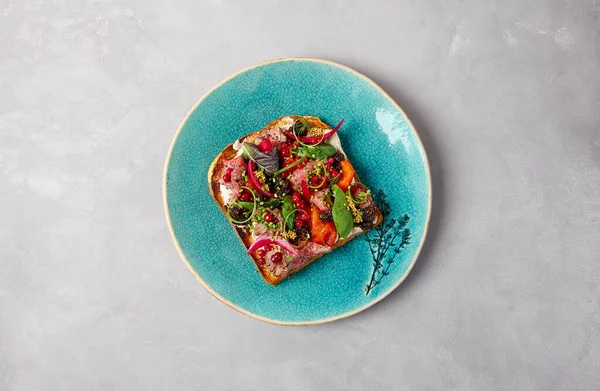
(300, 179), (311, 201)
(247, 234), (298, 255)
(336, 159), (355, 192)
(284, 119), (345, 145)
(247, 160), (275, 198)
(283, 129), (299, 142)
(309, 205), (337, 247)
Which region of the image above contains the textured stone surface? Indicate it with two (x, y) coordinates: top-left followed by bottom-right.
(1, 0), (599, 390)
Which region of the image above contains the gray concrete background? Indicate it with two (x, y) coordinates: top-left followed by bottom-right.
(1, 0), (600, 390)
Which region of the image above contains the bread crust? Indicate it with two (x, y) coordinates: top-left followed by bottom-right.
(208, 116), (383, 285)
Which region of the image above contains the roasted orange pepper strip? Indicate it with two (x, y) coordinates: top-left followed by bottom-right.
(336, 159), (356, 192)
(310, 205), (337, 247)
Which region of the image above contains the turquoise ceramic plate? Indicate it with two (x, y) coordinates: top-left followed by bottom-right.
(164, 58), (431, 325)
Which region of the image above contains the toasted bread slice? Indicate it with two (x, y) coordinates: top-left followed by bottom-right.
(208, 116), (383, 285)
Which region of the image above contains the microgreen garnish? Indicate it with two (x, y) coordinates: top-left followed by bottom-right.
(226, 186), (257, 225)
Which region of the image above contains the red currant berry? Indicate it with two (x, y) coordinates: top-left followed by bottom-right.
(258, 138), (273, 152)
(271, 252), (283, 263)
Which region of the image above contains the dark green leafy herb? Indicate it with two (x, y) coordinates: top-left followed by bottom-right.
(295, 143), (338, 160)
(332, 184), (353, 238)
(282, 195), (295, 230)
(240, 142), (280, 176)
(292, 118), (312, 137)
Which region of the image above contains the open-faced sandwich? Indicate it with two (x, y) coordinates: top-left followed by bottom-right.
(208, 116), (382, 285)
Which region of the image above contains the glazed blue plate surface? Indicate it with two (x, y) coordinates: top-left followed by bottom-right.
(164, 58), (431, 325)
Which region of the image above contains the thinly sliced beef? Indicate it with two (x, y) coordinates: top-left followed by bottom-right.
(351, 184), (374, 209)
(311, 190), (330, 212)
(260, 126), (287, 144)
(246, 126), (287, 148)
(288, 241), (330, 270)
(252, 223), (268, 238)
(288, 161), (319, 192)
(220, 156), (246, 200)
(266, 247), (288, 277)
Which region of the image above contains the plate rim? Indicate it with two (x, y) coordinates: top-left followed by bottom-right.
(162, 57), (432, 326)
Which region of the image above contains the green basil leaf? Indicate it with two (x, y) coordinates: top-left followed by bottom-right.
(238, 198), (281, 210)
(296, 143), (338, 160)
(240, 142), (280, 176)
(240, 142), (253, 160)
(332, 184), (353, 238)
(236, 201), (254, 209)
(282, 195), (295, 230)
(260, 198), (283, 207)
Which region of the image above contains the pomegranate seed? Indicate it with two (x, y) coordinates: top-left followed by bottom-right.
(331, 170), (339, 177)
(264, 212), (275, 223)
(295, 219), (304, 228)
(271, 252), (283, 263)
(256, 257), (265, 265)
(310, 175), (320, 185)
(240, 192), (251, 202)
(299, 212), (309, 221)
(294, 201), (304, 210)
(257, 248), (267, 258)
(291, 191), (302, 203)
(264, 245), (273, 252)
(258, 139), (273, 152)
